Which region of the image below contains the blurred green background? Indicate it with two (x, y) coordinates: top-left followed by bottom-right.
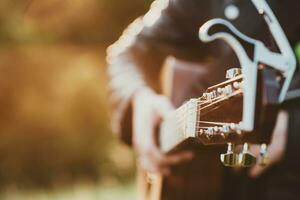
(0, 0), (153, 199)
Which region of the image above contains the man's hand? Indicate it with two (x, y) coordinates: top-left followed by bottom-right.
(249, 110), (289, 178)
(133, 87), (194, 175)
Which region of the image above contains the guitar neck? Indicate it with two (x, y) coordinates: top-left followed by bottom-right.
(159, 99), (199, 153)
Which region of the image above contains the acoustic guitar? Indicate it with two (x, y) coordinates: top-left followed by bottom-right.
(137, 0), (296, 199)
(137, 57), (280, 200)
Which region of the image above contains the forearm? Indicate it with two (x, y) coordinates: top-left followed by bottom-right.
(106, 0), (207, 145)
(106, 28), (166, 145)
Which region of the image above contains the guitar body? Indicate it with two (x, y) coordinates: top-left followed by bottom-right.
(137, 57), (223, 200)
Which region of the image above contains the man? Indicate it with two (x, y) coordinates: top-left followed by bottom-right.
(106, 0), (300, 199)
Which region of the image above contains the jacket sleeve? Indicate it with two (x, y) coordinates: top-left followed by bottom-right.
(105, 0), (210, 145)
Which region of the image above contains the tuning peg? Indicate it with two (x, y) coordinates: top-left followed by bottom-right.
(220, 143), (239, 167)
(238, 143), (257, 167)
(258, 144), (268, 166)
(226, 68), (242, 79)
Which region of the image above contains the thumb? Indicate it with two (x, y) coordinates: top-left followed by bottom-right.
(155, 96), (175, 119)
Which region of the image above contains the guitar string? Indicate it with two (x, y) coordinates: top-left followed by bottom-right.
(169, 90), (242, 126)
(161, 87), (242, 129)
(160, 84), (243, 147)
(176, 88), (242, 115)
(172, 96), (232, 122)
(170, 106), (237, 127)
(161, 118), (233, 147)
(164, 111), (236, 135)
(172, 87), (242, 117)
(172, 84), (242, 114)
(163, 91), (242, 135)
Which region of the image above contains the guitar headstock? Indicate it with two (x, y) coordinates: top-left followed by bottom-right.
(196, 0), (296, 167)
(196, 69), (243, 145)
(159, 64), (281, 167)
(161, 0), (295, 167)
(192, 67), (280, 167)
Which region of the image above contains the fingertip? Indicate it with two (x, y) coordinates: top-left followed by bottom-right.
(181, 151), (195, 160)
(249, 168), (257, 178)
(249, 165), (264, 178)
(162, 168), (171, 176)
(164, 151), (195, 166)
(157, 98), (175, 116)
(152, 146), (165, 160)
(187, 151), (195, 158)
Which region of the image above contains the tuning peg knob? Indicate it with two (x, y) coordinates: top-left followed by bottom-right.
(226, 68), (242, 79)
(238, 143), (256, 167)
(220, 143), (239, 167)
(258, 144), (268, 166)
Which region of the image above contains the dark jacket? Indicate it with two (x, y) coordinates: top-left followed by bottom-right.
(106, 0), (300, 199)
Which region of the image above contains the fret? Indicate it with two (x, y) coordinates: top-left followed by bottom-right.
(184, 99), (198, 138)
(159, 98), (199, 153)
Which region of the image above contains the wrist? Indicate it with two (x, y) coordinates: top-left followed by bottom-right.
(133, 86), (156, 102)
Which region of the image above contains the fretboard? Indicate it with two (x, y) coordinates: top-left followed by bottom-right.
(159, 98), (199, 153)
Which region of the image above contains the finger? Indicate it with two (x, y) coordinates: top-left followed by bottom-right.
(249, 164), (269, 178)
(161, 151), (194, 166)
(139, 156), (161, 173)
(150, 145), (166, 163)
(148, 146), (194, 170)
(157, 151), (194, 176)
(152, 97), (175, 146)
(139, 153), (171, 175)
(133, 107), (161, 150)
(156, 97), (175, 119)
(161, 167), (171, 176)
(249, 145), (260, 157)
(138, 156), (157, 173)
(248, 144), (272, 178)
(132, 112), (152, 148)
